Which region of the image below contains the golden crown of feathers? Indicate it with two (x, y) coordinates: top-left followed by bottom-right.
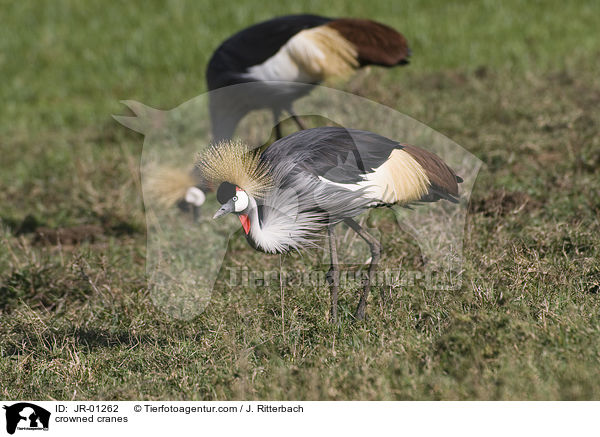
(197, 140), (273, 198)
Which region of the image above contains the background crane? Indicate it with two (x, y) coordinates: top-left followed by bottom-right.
(206, 14), (411, 141)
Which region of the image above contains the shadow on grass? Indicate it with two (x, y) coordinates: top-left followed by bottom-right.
(3, 327), (176, 357)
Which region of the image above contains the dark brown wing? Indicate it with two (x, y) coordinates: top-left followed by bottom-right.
(402, 144), (462, 203)
(326, 18), (410, 67)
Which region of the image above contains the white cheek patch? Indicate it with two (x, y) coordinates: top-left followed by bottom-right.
(185, 187), (206, 206)
(234, 191), (249, 212)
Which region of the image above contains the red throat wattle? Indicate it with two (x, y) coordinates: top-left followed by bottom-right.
(239, 214), (250, 234)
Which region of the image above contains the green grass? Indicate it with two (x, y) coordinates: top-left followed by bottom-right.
(1, 0), (600, 400)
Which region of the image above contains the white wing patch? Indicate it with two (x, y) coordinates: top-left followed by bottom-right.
(318, 149), (431, 204)
(245, 25), (359, 83)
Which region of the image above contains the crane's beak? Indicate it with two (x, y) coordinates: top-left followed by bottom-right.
(213, 200), (235, 219)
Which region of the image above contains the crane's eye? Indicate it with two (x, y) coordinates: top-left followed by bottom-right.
(233, 190), (249, 212)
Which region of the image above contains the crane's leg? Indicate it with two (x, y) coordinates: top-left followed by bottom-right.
(344, 218), (382, 320)
(192, 205), (201, 222)
(272, 109), (283, 139)
(327, 225), (340, 323)
(287, 106), (307, 131)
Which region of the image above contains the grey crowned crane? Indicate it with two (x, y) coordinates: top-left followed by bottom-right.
(199, 127), (462, 321)
(206, 15), (411, 141)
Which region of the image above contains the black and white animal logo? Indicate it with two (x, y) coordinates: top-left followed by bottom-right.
(3, 403), (50, 435)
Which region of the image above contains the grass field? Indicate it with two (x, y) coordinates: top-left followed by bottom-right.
(1, 0), (600, 400)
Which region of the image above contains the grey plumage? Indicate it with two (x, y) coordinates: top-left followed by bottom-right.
(248, 157), (373, 253)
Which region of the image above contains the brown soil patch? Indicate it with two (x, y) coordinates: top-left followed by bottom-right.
(33, 225), (105, 245)
(470, 189), (540, 217)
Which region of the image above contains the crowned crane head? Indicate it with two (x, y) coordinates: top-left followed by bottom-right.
(199, 139), (274, 234)
(213, 182), (252, 233)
